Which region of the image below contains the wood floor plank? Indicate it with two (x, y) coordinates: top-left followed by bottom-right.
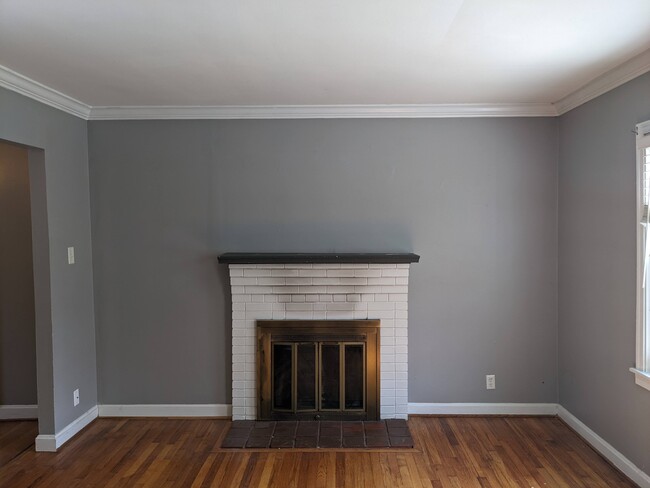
(0, 416), (639, 487)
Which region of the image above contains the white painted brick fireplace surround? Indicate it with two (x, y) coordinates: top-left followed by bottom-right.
(227, 262), (411, 421)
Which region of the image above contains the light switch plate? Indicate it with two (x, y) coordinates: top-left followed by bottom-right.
(67, 246), (75, 264)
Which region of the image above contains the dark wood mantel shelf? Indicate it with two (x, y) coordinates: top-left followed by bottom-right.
(217, 252), (420, 265)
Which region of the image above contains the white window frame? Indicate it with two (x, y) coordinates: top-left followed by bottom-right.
(632, 119), (650, 391)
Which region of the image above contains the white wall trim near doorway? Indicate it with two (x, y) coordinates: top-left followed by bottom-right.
(35, 405), (98, 452)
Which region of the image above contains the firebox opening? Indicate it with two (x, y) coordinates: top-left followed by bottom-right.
(257, 320), (380, 421)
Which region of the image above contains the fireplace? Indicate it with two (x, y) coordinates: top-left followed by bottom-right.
(257, 320), (379, 420)
(219, 252), (419, 421)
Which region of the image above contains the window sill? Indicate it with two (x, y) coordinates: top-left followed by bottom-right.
(630, 368), (650, 391)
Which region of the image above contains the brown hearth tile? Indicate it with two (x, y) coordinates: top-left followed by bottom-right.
(221, 437), (248, 448)
(232, 420), (255, 428)
(274, 421), (298, 436)
(253, 421), (276, 429)
(320, 421), (341, 428)
(342, 421), (364, 435)
(319, 427), (341, 438)
(386, 427), (410, 437)
(386, 419), (407, 428)
(365, 436), (390, 448)
(363, 421), (388, 437)
(251, 425), (275, 436)
(270, 436), (295, 449)
(318, 436), (343, 448)
(296, 421), (319, 436)
(342, 436), (366, 448)
(295, 436), (318, 448)
(246, 436), (271, 448)
(389, 436), (414, 448)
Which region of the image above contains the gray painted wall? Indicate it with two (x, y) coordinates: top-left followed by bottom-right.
(0, 87), (97, 434)
(88, 117), (559, 405)
(558, 71), (650, 474)
(0, 141), (37, 405)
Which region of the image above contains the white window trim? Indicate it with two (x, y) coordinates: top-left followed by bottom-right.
(632, 119), (650, 391)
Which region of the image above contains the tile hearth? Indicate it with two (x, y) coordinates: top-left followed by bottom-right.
(221, 420), (414, 449)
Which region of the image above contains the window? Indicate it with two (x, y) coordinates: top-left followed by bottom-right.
(633, 120), (650, 390)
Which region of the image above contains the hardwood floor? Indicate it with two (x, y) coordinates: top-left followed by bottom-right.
(0, 416), (637, 487)
(0, 421), (38, 469)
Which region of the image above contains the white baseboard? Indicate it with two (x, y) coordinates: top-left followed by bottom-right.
(408, 402), (559, 416)
(558, 406), (650, 488)
(35, 405), (98, 452)
(0, 404), (38, 420)
(98, 404), (232, 418)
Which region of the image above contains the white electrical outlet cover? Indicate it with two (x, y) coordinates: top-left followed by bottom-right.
(67, 246), (75, 264)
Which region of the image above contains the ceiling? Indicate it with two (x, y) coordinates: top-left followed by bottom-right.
(1, 0), (650, 116)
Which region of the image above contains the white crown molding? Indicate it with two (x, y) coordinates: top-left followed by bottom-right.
(408, 402), (558, 416)
(87, 103), (558, 120)
(0, 65), (92, 119)
(554, 48), (650, 116)
(0, 404), (38, 420)
(98, 404), (232, 417)
(558, 406), (650, 488)
(35, 405), (98, 452)
(2, 47), (649, 120)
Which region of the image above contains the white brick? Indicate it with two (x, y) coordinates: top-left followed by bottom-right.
(333, 294), (347, 302)
(353, 311), (369, 319)
(355, 285), (383, 293)
(245, 303), (272, 311)
(264, 294), (278, 303)
(396, 264), (410, 269)
(339, 263), (368, 269)
(272, 303), (285, 311)
(354, 269), (382, 277)
(246, 310), (272, 319)
(291, 294), (306, 302)
(380, 345), (394, 356)
(271, 269), (301, 277)
(382, 286), (408, 294)
(319, 294), (333, 302)
(273, 286), (300, 294)
(244, 268), (271, 277)
(326, 311), (354, 319)
(395, 328), (407, 337)
(251, 294), (264, 303)
(229, 268), (244, 277)
(231, 277), (258, 286)
(256, 264), (285, 269)
(326, 269), (356, 277)
(327, 303), (355, 311)
(298, 269), (327, 277)
(380, 405), (396, 415)
(347, 294), (361, 302)
(382, 336), (395, 346)
(257, 277), (286, 285)
(233, 303), (246, 311)
(361, 294), (374, 302)
(285, 264), (312, 269)
(389, 294), (408, 302)
(286, 311), (313, 319)
(300, 286), (327, 294)
(313, 312), (327, 319)
(382, 354), (395, 364)
(396, 277), (409, 285)
(286, 277), (313, 285)
(395, 354), (408, 363)
(278, 295), (291, 303)
(380, 362), (396, 373)
(396, 380), (408, 389)
(245, 286), (274, 294)
(395, 345), (408, 354)
(395, 336), (408, 346)
(306, 294), (319, 302)
(381, 268), (409, 277)
(229, 264), (254, 268)
(286, 303), (313, 311)
(368, 277), (395, 286)
(396, 310), (408, 319)
(233, 311), (246, 319)
(313, 263), (339, 269)
(272, 311), (286, 320)
(382, 396), (395, 406)
(370, 263), (395, 269)
(395, 302), (408, 310)
(328, 286), (356, 294)
(367, 302), (393, 311)
(395, 319), (408, 327)
(231, 286), (245, 294)
(313, 303), (327, 311)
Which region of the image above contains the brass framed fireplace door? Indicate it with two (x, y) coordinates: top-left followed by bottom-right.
(257, 320), (380, 421)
